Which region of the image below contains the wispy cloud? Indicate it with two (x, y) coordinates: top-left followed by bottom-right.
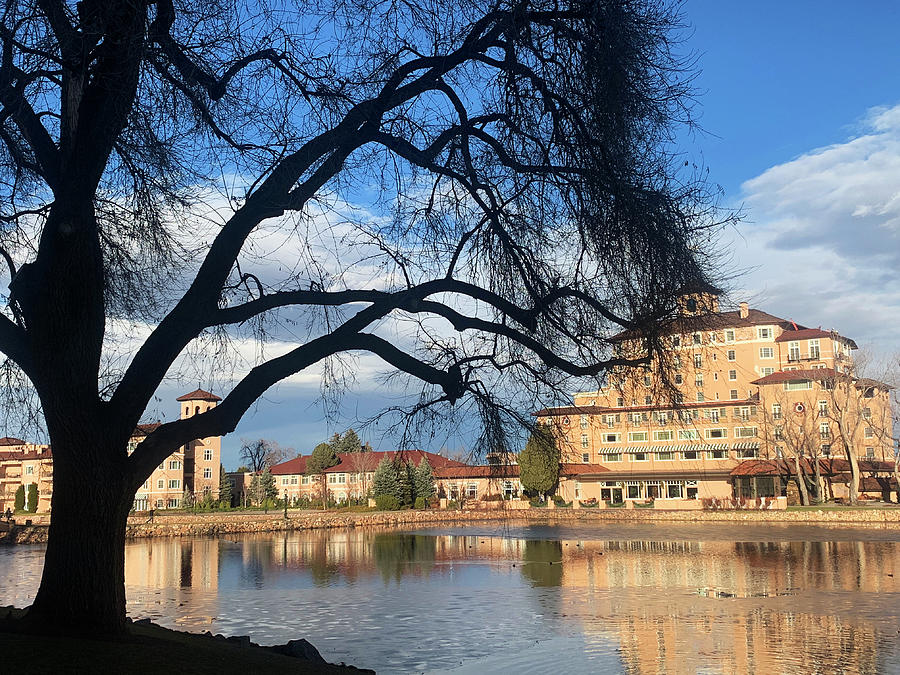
(729, 103), (900, 354)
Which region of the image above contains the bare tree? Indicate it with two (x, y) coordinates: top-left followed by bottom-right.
(0, 0), (727, 634)
(239, 438), (290, 474)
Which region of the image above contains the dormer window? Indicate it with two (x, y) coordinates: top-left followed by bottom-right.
(686, 298), (697, 313)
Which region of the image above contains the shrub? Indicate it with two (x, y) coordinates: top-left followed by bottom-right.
(529, 497), (546, 508)
(26, 483), (38, 512)
(552, 495), (566, 506)
(414, 496), (426, 510)
(446, 499), (460, 510)
(480, 493), (503, 501)
(633, 500), (655, 509)
(605, 500), (625, 508)
(579, 499), (599, 508)
(375, 494), (400, 511)
(13, 485), (25, 511)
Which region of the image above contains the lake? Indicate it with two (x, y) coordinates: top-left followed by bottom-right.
(2, 521), (900, 673)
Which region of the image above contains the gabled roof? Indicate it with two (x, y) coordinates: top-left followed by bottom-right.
(176, 389), (222, 402)
(774, 327), (858, 349)
(612, 307), (799, 343)
(730, 458), (896, 477)
(0, 436), (27, 446)
(750, 368), (836, 386)
(133, 423), (161, 436)
(270, 449), (467, 475)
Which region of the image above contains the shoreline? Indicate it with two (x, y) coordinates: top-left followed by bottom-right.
(6, 506), (900, 544)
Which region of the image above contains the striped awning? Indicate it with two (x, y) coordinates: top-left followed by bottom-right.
(597, 447), (625, 454)
(733, 442), (761, 450)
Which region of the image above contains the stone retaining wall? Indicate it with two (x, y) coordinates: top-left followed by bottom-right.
(6, 506), (900, 545)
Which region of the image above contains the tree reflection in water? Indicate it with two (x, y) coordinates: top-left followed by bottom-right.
(372, 534), (436, 583)
(520, 540), (563, 587)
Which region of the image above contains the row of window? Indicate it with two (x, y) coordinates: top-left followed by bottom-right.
(581, 449), (755, 462)
(585, 427), (758, 446)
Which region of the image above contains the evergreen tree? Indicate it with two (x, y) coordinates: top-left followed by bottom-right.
(334, 429), (363, 453)
(181, 488), (194, 509)
(307, 442), (339, 508)
(13, 484), (24, 511)
(397, 461), (415, 507)
(519, 426), (560, 498)
(26, 483), (38, 512)
(414, 458), (436, 502)
(372, 457), (397, 498)
(218, 466), (233, 507)
(261, 466), (278, 502)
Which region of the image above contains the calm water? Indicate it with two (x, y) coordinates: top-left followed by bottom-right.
(3, 522), (900, 673)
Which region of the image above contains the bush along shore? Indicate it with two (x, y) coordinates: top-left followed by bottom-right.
(6, 505), (900, 545)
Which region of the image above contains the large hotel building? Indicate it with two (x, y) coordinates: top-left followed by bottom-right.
(536, 283), (894, 505)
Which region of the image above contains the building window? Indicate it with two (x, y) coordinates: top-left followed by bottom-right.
(290, 477), (298, 485)
(328, 473), (337, 484)
(725, 330), (735, 343)
(643, 375), (651, 387)
(301, 476), (309, 485)
(735, 427), (758, 438)
(203, 468), (212, 479)
(605, 453), (622, 462)
(678, 429), (700, 440)
(730, 389), (739, 400)
(817, 401), (828, 417)
(784, 380), (812, 391)
(866, 447), (875, 459)
(788, 341), (801, 361)
(628, 431), (648, 442)
(863, 407), (872, 420)
(654, 430), (673, 441)
(156, 499), (165, 508)
(708, 449), (728, 459)
(25, 465), (34, 475)
(673, 356), (682, 369)
(865, 427), (874, 439)
(820, 444), (831, 457)
(693, 354), (702, 369)
(728, 369), (737, 381)
(695, 374), (704, 387)
(737, 448), (759, 459)
(706, 428), (727, 439)
(467, 483), (477, 498)
(581, 453), (590, 463)
(819, 422), (830, 439)
(603, 432), (620, 443)
(168, 479), (180, 490)
(692, 332), (702, 345)
(631, 412), (643, 424)
(682, 450), (699, 460)
(167, 499), (180, 509)
(673, 335), (681, 347)
(158, 462), (165, 471)
(772, 404), (782, 420)
(674, 374), (683, 385)
(708, 408), (720, 422)
(759, 347), (774, 359)
(761, 367), (775, 376)
(758, 328), (772, 340)
(774, 426), (784, 441)
(157, 479), (165, 490)
(696, 392), (705, 402)
(667, 483), (684, 499)
(581, 433), (589, 448)
(169, 460), (181, 470)
(632, 452), (647, 461)
(282, 477), (289, 486)
(616, 397), (624, 407)
(657, 451), (675, 461)
(203, 449), (213, 461)
(809, 339), (820, 359)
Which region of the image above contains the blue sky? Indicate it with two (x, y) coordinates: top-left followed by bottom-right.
(207, 1), (900, 469)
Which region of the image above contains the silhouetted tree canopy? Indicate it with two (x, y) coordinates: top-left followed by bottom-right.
(0, 0), (727, 634)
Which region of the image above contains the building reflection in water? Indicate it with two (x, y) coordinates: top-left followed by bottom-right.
(120, 528), (900, 673)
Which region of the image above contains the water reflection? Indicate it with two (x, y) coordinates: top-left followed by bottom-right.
(2, 525), (900, 673)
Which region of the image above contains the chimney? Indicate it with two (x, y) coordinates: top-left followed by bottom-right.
(739, 302), (749, 319)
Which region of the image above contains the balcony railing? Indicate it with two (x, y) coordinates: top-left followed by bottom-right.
(787, 352), (822, 362)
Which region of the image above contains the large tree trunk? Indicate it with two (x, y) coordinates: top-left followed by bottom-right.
(26, 437), (135, 636)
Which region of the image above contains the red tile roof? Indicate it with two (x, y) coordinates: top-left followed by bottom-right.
(0, 436), (26, 446)
(750, 368), (836, 386)
(612, 308), (800, 342)
(773, 328), (833, 343)
(434, 464), (520, 479)
(730, 458), (896, 477)
(176, 389), (222, 402)
(133, 423), (162, 436)
(271, 450), (467, 475)
(560, 463), (611, 475)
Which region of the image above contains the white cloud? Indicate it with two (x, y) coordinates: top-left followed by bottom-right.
(729, 102), (900, 356)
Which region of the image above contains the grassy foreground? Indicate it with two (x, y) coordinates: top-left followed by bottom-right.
(1, 609), (372, 674)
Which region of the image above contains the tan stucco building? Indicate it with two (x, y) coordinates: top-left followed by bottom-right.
(0, 437), (53, 513)
(536, 284), (894, 504)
